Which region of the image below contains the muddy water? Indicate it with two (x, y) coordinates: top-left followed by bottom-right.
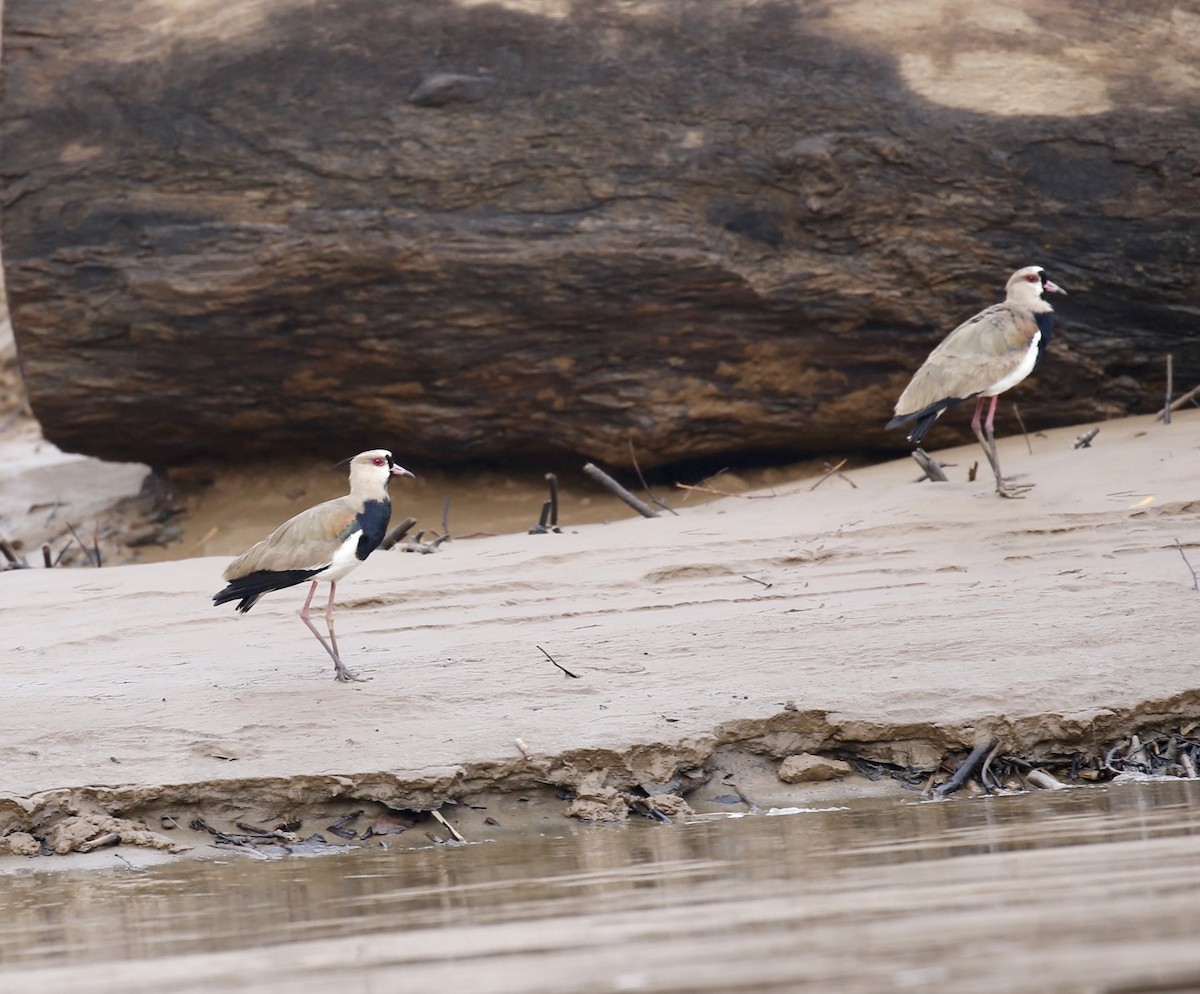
(5, 780), (1200, 993)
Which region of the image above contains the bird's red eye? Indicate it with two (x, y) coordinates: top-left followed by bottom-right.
(372, 457), (386, 467)
(1026, 274), (1040, 283)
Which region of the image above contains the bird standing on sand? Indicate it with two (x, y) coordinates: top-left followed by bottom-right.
(886, 265), (1066, 497)
(213, 449), (414, 682)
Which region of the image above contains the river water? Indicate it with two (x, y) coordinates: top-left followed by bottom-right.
(4, 778), (1200, 993)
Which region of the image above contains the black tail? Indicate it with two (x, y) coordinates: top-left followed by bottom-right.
(213, 568), (323, 614)
(886, 397), (968, 445)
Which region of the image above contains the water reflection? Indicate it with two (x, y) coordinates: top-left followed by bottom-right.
(4, 779), (1200, 993)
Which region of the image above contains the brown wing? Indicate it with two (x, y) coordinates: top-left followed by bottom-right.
(222, 496), (358, 580)
(894, 304), (1038, 416)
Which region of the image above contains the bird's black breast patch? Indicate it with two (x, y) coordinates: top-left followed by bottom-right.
(1035, 312), (1056, 356)
(355, 499), (392, 560)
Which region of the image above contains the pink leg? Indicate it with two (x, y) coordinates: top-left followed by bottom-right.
(973, 395), (1031, 497)
(324, 582), (340, 663)
(982, 395), (1004, 483)
(969, 396), (986, 435)
(299, 581), (361, 682)
(970, 397), (1004, 486)
(983, 395), (1000, 438)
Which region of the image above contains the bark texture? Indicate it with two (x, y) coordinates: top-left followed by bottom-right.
(2, 0), (1198, 469)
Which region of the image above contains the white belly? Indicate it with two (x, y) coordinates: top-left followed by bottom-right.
(983, 333), (1040, 397)
(317, 530), (366, 583)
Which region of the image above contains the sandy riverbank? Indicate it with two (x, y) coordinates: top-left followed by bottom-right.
(2, 410), (1199, 862)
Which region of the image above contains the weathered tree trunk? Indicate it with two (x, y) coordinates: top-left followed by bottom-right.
(2, 0), (1197, 469)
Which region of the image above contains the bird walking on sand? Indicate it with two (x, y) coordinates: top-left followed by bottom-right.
(886, 265), (1066, 497)
(213, 449), (414, 682)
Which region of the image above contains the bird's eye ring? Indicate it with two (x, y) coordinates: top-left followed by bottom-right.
(372, 456), (386, 467)
(1026, 274), (1040, 283)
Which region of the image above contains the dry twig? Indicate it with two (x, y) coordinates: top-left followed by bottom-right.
(1155, 382), (1200, 421)
(1012, 402), (1033, 455)
(1072, 427), (1100, 449)
(809, 458), (851, 492)
(627, 440), (677, 515)
(537, 644), (580, 678)
(1175, 539), (1198, 591)
(430, 809), (465, 842)
(66, 523), (99, 567)
(188, 526), (220, 557)
(1164, 353), (1174, 425)
(674, 481), (777, 500)
(583, 463), (659, 518)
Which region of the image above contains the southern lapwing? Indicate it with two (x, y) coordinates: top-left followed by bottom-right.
(886, 266), (1066, 497)
(213, 449), (414, 682)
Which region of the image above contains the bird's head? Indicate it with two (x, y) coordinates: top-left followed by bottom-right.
(346, 449), (415, 487)
(1007, 266), (1067, 307)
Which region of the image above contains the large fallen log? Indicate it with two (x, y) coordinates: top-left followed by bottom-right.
(1, 0), (1196, 469)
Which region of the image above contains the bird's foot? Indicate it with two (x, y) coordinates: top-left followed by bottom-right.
(995, 478), (1035, 499)
(333, 661), (368, 683)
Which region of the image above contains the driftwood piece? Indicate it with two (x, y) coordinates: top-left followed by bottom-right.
(911, 448), (949, 483)
(1163, 354), (1174, 425)
(0, 536), (27, 569)
(1155, 383), (1200, 421)
(380, 517), (418, 551)
(932, 739), (997, 798)
(1026, 768), (1066, 790)
(325, 811), (364, 840)
(544, 473), (559, 528)
(401, 530), (450, 554)
(1071, 427), (1100, 449)
(529, 473), (561, 534)
(75, 831), (121, 853)
(583, 463), (660, 519)
(978, 740), (1004, 791)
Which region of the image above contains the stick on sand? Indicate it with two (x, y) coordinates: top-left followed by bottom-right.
(911, 449), (949, 483)
(583, 463), (660, 518)
(1155, 382), (1200, 422)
